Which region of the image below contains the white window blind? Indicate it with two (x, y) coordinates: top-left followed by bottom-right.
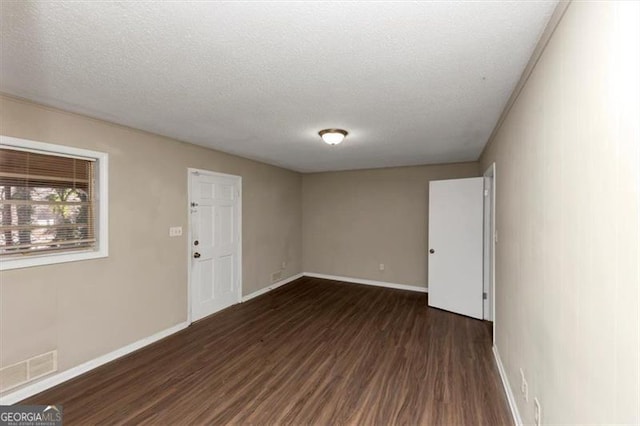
(0, 147), (97, 257)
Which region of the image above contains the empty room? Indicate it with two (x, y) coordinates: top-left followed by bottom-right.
(0, 1), (638, 425)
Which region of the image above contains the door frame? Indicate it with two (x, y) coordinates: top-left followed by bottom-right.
(483, 163), (496, 328)
(187, 168), (242, 324)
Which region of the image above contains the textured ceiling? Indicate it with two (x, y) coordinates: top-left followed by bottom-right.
(0, 1), (557, 172)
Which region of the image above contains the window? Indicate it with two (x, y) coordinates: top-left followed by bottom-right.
(0, 136), (108, 270)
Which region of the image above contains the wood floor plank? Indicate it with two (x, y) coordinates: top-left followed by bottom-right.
(21, 277), (511, 425)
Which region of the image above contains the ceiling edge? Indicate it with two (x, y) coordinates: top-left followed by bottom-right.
(0, 92), (304, 173)
(478, 0), (572, 164)
(0, 92), (483, 174)
(300, 160), (482, 176)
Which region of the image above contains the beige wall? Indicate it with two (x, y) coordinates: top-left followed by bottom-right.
(0, 95), (302, 390)
(302, 163), (480, 288)
(481, 1), (639, 424)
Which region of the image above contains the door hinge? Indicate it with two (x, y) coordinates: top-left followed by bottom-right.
(484, 189), (489, 197)
(483, 292), (488, 300)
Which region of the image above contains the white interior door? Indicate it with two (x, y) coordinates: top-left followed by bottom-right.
(190, 170), (241, 322)
(428, 177), (484, 319)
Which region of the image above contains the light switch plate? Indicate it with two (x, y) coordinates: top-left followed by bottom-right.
(169, 226), (183, 237)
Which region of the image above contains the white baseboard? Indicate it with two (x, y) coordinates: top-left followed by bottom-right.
(0, 321), (189, 405)
(493, 345), (522, 426)
(241, 273), (304, 302)
(303, 272), (428, 293)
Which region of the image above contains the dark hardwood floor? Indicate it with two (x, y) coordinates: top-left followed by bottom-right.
(22, 277), (511, 425)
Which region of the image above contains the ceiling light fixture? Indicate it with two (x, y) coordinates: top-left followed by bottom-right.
(318, 129), (348, 145)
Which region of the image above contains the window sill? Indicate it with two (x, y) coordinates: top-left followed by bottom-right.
(0, 249), (108, 271)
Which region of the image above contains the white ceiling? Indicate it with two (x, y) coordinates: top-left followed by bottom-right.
(0, 1), (557, 172)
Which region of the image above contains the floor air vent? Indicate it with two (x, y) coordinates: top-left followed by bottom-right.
(0, 350), (57, 392)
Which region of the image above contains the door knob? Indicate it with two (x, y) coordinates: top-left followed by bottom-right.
(429, 249), (435, 254)
(193, 252), (201, 258)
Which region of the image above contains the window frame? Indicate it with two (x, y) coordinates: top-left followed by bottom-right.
(0, 135), (108, 270)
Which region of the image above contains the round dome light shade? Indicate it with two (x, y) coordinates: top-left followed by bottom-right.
(319, 129), (348, 145)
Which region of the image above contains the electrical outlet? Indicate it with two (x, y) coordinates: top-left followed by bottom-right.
(379, 263), (385, 271)
(169, 226), (182, 237)
(534, 397), (541, 426)
(281, 261), (286, 269)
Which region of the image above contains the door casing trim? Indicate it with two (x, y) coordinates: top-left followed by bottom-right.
(483, 163), (496, 322)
